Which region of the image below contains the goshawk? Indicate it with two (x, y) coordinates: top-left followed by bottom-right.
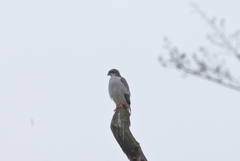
(107, 69), (131, 112)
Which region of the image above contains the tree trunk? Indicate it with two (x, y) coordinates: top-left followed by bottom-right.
(111, 107), (147, 161)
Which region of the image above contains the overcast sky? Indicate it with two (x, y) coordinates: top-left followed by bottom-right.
(0, 0), (239, 161)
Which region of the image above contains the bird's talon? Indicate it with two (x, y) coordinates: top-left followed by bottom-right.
(116, 104), (124, 108)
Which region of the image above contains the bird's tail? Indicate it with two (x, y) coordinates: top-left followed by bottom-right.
(123, 104), (131, 115)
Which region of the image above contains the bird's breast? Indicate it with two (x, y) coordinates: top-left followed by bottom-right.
(109, 76), (123, 96)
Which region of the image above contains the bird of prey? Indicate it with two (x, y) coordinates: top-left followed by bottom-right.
(107, 69), (131, 112)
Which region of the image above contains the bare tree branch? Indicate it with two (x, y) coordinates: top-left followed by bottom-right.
(111, 107), (147, 161)
(159, 4), (240, 92)
(190, 3), (240, 61)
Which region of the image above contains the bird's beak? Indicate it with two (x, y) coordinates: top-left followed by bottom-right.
(107, 73), (109, 76)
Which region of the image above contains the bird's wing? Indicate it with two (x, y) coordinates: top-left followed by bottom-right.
(124, 94), (131, 105)
(121, 77), (131, 105)
(120, 77), (130, 93)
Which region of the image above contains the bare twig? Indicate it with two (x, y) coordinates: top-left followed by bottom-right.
(190, 3), (240, 61)
(159, 4), (240, 92)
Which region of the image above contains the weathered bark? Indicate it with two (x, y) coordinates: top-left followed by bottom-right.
(111, 107), (147, 161)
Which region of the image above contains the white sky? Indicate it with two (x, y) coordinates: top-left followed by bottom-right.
(0, 1), (239, 161)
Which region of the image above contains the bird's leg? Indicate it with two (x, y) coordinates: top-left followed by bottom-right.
(114, 104), (124, 111)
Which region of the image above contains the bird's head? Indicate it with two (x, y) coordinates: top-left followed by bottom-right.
(107, 69), (121, 77)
